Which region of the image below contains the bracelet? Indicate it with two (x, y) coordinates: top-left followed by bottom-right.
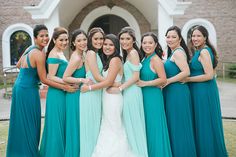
(118, 86), (123, 92)
(88, 85), (92, 91)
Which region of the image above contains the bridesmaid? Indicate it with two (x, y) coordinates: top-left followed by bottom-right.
(63, 29), (89, 157)
(79, 27), (105, 157)
(162, 26), (196, 157)
(6, 25), (75, 157)
(183, 25), (228, 157)
(137, 32), (172, 157)
(117, 27), (148, 157)
(40, 27), (71, 157)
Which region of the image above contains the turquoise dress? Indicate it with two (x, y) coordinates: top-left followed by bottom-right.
(189, 47), (228, 157)
(40, 58), (68, 157)
(80, 53), (103, 157)
(163, 49), (196, 157)
(122, 60), (148, 157)
(140, 53), (172, 157)
(7, 46), (41, 157)
(65, 65), (85, 157)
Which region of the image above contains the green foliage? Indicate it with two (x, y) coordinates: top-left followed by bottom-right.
(228, 64), (236, 79)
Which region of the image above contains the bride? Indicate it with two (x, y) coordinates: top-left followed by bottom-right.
(81, 34), (135, 157)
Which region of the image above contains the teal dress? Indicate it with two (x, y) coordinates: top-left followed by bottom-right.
(189, 47), (228, 157)
(7, 46), (41, 157)
(40, 58), (68, 157)
(140, 53), (172, 157)
(79, 53), (103, 157)
(123, 60), (148, 157)
(163, 49), (196, 157)
(65, 65), (85, 157)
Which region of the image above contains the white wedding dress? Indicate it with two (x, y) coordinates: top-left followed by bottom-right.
(92, 70), (136, 157)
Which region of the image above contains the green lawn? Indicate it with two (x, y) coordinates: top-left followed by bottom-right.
(0, 119), (236, 157)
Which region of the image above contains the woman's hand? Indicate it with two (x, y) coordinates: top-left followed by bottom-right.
(80, 84), (89, 93)
(161, 79), (170, 88)
(180, 77), (190, 83)
(136, 80), (146, 87)
(64, 84), (78, 93)
(82, 78), (93, 85)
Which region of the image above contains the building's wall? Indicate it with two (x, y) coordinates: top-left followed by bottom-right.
(0, 0), (41, 76)
(174, 0), (236, 63)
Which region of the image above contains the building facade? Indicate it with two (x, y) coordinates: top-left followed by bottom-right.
(1, 0), (236, 79)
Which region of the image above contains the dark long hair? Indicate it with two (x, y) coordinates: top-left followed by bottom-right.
(118, 27), (143, 62)
(33, 24), (48, 38)
(191, 25), (218, 68)
(70, 29), (87, 51)
(140, 32), (163, 59)
(46, 27), (68, 59)
(101, 34), (122, 71)
(165, 26), (191, 63)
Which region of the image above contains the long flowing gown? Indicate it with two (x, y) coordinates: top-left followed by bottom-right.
(65, 65), (86, 157)
(189, 47), (228, 157)
(122, 60), (148, 157)
(140, 53), (172, 157)
(163, 48), (197, 157)
(7, 46), (41, 157)
(92, 70), (135, 157)
(40, 58), (68, 157)
(80, 53), (103, 157)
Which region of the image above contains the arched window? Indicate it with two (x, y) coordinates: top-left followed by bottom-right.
(10, 31), (32, 65)
(182, 18), (217, 48)
(2, 23), (33, 70)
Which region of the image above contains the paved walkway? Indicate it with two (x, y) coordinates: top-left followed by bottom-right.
(0, 80), (236, 120)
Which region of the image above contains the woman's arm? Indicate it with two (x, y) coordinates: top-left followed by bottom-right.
(34, 50), (76, 92)
(185, 49), (214, 83)
(63, 52), (89, 84)
(119, 50), (140, 91)
(86, 50), (104, 82)
(137, 55), (167, 87)
(164, 50), (190, 86)
(81, 57), (121, 92)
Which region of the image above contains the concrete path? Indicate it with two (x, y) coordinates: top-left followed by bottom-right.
(0, 80), (236, 120)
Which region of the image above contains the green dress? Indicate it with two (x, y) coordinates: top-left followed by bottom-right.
(122, 60), (148, 157)
(189, 47), (228, 157)
(79, 53), (103, 157)
(7, 46), (41, 157)
(40, 58), (68, 157)
(140, 53), (172, 157)
(65, 65), (85, 157)
(163, 49), (196, 157)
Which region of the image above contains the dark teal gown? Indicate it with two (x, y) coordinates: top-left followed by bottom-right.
(140, 53), (172, 157)
(163, 49), (196, 157)
(189, 47), (228, 157)
(7, 46), (41, 157)
(40, 58), (68, 157)
(65, 65), (85, 157)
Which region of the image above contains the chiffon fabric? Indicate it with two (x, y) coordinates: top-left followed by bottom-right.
(189, 47), (228, 157)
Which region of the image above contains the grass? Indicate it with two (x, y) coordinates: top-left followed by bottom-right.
(0, 119), (236, 157)
(216, 76), (236, 84)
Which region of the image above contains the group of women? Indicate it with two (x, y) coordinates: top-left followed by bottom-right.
(6, 24), (228, 157)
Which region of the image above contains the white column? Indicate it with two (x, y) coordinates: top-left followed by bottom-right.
(158, 4), (173, 49)
(44, 7), (60, 37)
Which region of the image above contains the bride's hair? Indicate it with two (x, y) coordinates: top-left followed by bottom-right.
(100, 34), (122, 71)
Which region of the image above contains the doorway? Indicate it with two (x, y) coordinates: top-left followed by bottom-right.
(89, 15), (129, 35)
